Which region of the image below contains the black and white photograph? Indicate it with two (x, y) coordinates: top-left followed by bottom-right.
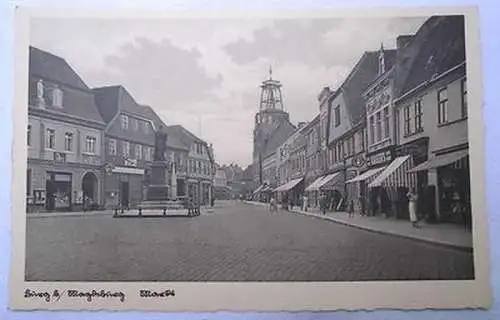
(10, 7), (490, 311)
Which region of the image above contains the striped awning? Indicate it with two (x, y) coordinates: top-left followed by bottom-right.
(252, 185), (265, 194)
(317, 172), (342, 190)
(274, 177), (303, 192)
(346, 167), (385, 184)
(368, 155), (415, 188)
(305, 176), (327, 192)
(409, 149), (468, 172)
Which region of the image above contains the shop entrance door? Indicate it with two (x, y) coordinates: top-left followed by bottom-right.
(120, 181), (130, 209)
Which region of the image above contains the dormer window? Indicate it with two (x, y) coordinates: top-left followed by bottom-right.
(378, 53), (385, 75)
(52, 87), (63, 107)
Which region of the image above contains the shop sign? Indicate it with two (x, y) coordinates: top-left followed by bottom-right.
(124, 158), (137, 167)
(368, 150), (392, 167)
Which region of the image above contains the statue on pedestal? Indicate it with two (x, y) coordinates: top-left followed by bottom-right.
(153, 126), (168, 162)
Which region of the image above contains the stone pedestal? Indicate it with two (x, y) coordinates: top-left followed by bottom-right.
(146, 161), (170, 201)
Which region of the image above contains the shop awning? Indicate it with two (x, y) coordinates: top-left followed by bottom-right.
(368, 155), (414, 188)
(252, 185), (265, 194)
(317, 172), (343, 190)
(346, 167), (385, 184)
(409, 149), (469, 172)
(305, 176), (327, 192)
(274, 177), (303, 192)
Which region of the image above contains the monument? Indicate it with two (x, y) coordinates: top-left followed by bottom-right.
(125, 125), (196, 217)
(145, 126), (170, 201)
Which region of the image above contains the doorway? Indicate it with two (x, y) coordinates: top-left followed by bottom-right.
(120, 181), (130, 209)
(45, 172), (72, 211)
(82, 172), (98, 210)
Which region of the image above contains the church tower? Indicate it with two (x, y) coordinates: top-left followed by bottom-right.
(252, 67), (291, 184)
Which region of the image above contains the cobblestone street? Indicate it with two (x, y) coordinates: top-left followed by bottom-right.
(25, 201), (474, 282)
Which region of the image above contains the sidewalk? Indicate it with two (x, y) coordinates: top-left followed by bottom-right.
(244, 201), (473, 251)
(27, 210), (115, 219)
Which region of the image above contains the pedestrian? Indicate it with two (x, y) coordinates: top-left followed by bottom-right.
(320, 192), (327, 215)
(211, 197), (215, 208)
(407, 187), (419, 228)
(302, 194), (308, 212)
(269, 197), (277, 212)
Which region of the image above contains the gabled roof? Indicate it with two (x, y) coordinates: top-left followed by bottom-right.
(331, 51), (381, 124)
(168, 125), (215, 163)
(29, 46), (105, 125)
(29, 46), (89, 90)
(397, 15), (466, 97)
(140, 105), (189, 151)
(263, 119), (296, 157)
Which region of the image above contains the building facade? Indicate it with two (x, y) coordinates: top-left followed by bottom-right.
(303, 115), (322, 207)
(395, 15), (469, 225)
(168, 125), (215, 205)
(93, 86), (157, 209)
(27, 47), (106, 212)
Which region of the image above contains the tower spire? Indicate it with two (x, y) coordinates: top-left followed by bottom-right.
(269, 65), (273, 80)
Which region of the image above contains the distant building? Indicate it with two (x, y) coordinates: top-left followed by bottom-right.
(252, 68), (296, 191)
(303, 115), (321, 207)
(213, 165), (231, 200)
(27, 46), (106, 212)
(167, 125), (215, 205)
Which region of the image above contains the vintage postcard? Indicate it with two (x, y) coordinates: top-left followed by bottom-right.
(10, 6), (491, 311)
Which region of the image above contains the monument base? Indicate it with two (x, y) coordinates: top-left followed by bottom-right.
(146, 185), (170, 201)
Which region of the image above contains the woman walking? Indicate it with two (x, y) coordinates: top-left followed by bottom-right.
(407, 187), (419, 228)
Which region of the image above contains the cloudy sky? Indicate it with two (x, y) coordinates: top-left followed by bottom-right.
(30, 16), (427, 167)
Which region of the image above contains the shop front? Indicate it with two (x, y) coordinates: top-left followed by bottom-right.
(368, 155), (416, 219)
(409, 148), (470, 226)
(45, 171), (72, 211)
(104, 166), (144, 209)
(274, 177), (304, 209)
(346, 166), (385, 215)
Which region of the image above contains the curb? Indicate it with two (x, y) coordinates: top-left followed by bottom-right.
(290, 209), (472, 253)
(243, 201), (472, 253)
(27, 212), (114, 219)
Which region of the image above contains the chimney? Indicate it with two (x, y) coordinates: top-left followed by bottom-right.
(396, 35), (414, 52)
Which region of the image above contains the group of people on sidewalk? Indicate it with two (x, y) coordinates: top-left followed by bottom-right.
(267, 187), (422, 228)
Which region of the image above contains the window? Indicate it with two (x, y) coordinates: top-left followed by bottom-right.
(85, 136), (97, 154)
(383, 107), (390, 138)
(144, 147), (151, 161)
(414, 99), (423, 132)
(461, 78), (467, 118)
(27, 124), (31, 146)
(437, 88), (448, 124)
(64, 132), (73, 151)
(132, 118), (139, 131)
(375, 112), (382, 141)
(108, 139), (116, 155)
(369, 116), (375, 145)
(121, 114), (129, 129)
(143, 121), (150, 134)
(52, 87), (63, 107)
(46, 128), (55, 149)
(404, 105), (411, 135)
(135, 144), (142, 159)
(122, 141), (130, 158)
(335, 106), (341, 127)
(337, 143), (342, 161)
(351, 136), (355, 155)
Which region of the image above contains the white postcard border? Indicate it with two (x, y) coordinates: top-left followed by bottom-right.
(9, 6), (491, 311)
